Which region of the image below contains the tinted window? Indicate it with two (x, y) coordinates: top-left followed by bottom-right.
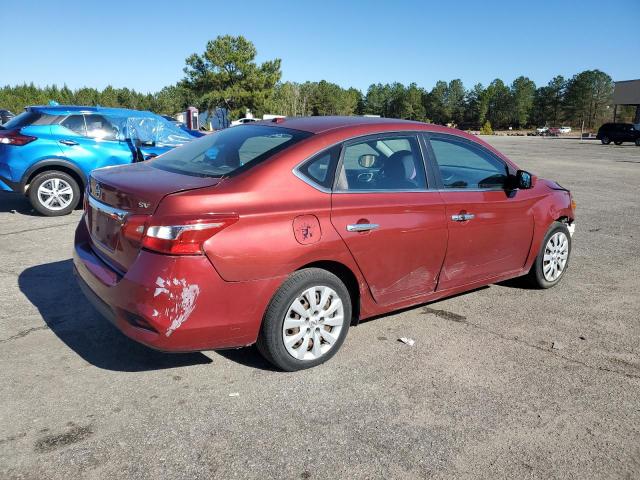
(430, 136), (508, 189)
(152, 125), (312, 177)
(298, 145), (341, 189)
(336, 135), (426, 191)
(1, 111), (59, 129)
(60, 115), (86, 136)
(85, 114), (118, 140)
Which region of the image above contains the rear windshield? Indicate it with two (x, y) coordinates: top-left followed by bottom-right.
(1, 111), (61, 129)
(151, 125), (312, 177)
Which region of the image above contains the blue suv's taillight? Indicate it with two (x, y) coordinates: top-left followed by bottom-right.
(0, 130), (36, 146)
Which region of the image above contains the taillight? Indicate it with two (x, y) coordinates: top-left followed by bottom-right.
(122, 215), (150, 243)
(0, 130), (36, 146)
(141, 214), (238, 255)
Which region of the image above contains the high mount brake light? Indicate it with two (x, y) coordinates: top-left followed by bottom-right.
(140, 215), (239, 255)
(0, 130), (36, 146)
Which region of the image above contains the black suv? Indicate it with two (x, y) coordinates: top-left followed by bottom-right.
(597, 123), (640, 146)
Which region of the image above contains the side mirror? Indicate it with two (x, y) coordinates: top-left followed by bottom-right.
(516, 170), (533, 189)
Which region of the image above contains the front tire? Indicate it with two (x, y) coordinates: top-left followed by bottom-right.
(635, 138), (640, 146)
(256, 268), (352, 371)
(601, 136), (611, 145)
(526, 222), (572, 289)
(28, 171), (80, 216)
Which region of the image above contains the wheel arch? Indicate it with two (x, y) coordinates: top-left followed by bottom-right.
(296, 260), (361, 325)
(22, 159), (87, 194)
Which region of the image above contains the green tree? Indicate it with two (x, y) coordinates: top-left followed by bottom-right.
(465, 83), (487, 127)
(511, 76), (536, 128)
(426, 81), (449, 124)
(364, 83), (389, 116)
(485, 79), (512, 129)
(480, 120), (493, 135)
(309, 80), (357, 116)
(181, 35), (281, 118)
(563, 70), (613, 128)
(531, 76), (565, 127)
(446, 79), (466, 126)
(404, 83), (427, 121)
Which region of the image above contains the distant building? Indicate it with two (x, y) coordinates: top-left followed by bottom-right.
(612, 80), (640, 124)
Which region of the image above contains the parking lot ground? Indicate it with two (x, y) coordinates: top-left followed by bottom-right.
(1, 137), (639, 479)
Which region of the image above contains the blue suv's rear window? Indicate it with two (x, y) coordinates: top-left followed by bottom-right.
(1, 111), (62, 129)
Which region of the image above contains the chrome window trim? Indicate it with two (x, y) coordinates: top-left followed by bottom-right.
(435, 187), (511, 193)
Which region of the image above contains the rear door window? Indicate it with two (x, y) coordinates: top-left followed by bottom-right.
(335, 135), (427, 191)
(60, 115), (87, 136)
(85, 114), (118, 140)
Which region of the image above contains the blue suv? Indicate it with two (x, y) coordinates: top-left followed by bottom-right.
(0, 105), (195, 216)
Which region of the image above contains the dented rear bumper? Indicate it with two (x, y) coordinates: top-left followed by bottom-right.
(73, 217), (283, 352)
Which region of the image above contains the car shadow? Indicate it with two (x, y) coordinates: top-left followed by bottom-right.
(18, 259), (213, 372)
(495, 277), (531, 289)
(214, 346), (278, 371)
(0, 192), (36, 215)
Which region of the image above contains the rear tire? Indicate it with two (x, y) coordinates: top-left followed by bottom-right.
(28, 170), (80, 216)
(526, 222), (572, 289)
(256, 268), (352, 371)
(601, 136), (611, 145)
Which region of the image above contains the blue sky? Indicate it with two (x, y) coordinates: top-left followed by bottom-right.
(1, 0), (638, 93)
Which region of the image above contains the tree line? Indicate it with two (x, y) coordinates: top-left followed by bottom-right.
(1, 35), (628, 130)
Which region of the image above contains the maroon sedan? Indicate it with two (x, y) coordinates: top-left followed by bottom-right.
(74, 117), (576, 371)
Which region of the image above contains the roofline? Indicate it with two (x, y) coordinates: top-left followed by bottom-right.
(253, 116), (425, 134)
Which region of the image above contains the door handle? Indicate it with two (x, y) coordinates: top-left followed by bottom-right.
(346, 223), (379, 232)
(451, 213), (475, 222)
(59, 139), (79, 146)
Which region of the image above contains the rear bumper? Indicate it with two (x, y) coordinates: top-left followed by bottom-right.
(73, 217), (284, 352)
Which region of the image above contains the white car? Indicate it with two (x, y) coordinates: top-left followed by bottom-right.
(230, 117), (258, 126)
(559, 126), (572, 134)
(536, 126), (549, 134)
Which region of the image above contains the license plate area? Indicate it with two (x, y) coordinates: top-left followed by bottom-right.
(87, 197), (127, 251)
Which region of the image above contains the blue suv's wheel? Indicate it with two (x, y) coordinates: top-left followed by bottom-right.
(28, 171), (80, 216)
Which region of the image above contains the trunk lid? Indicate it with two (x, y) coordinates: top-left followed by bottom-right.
(87, 161), (222, 272)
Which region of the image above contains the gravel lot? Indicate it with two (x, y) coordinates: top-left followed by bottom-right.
(1, 136), (639, 479)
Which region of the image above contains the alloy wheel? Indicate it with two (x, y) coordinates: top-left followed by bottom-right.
(543, 231), (569, 282)
(282, 285), (345, 361)
(37, 178), (74, 211)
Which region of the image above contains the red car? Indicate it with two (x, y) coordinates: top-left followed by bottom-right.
(73, 117), (576, 371)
